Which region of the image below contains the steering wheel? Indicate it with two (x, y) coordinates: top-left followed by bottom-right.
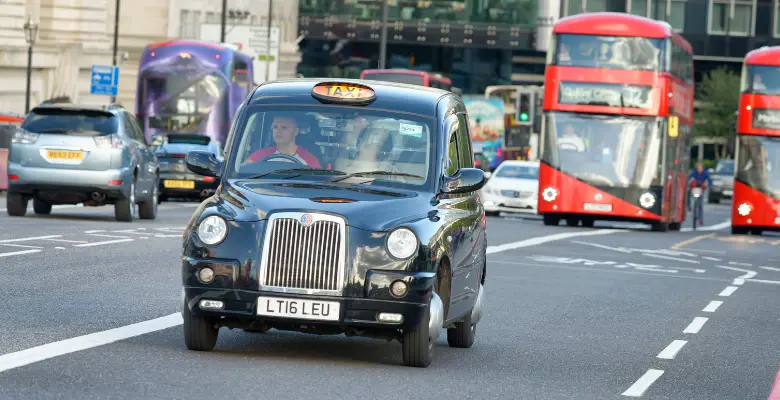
(259, 154), (306, 165)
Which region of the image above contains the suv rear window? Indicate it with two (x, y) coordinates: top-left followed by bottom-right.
(22, 108), (118, 136)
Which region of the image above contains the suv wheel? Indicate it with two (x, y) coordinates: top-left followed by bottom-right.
(6, 193), (28, 217)
(139, 177), (159, 220)
(115, 181), (136, 222)
(33, 198), (52, 215)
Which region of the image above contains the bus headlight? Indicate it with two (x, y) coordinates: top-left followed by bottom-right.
(639, 192), (656, 208)
(542, 187), (558, 202)
(738, 203), (752, 217)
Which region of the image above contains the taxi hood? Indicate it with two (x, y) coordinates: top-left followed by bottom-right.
(216, 180), (435, 231)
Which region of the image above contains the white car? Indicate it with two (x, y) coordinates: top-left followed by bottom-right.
(480, 160), (539, 216)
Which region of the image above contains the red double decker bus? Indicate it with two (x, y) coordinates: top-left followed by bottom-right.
(538, 12), (694, 231)
(732, 46), (780, 235)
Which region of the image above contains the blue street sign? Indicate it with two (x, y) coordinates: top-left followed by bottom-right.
(90, 65), (119, 96)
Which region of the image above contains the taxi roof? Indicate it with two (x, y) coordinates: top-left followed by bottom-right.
(247, 78), (453, 117)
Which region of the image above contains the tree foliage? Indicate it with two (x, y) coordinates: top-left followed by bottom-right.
(693, 67), (741, 139)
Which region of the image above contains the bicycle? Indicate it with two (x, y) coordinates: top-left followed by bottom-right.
(689, 180), (707, 231)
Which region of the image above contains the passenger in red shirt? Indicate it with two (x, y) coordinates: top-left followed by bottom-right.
(245, 115), (321, 167)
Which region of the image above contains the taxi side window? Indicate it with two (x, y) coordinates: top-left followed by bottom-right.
(456, 113), (473, 168)
(445, 123), (459, 177)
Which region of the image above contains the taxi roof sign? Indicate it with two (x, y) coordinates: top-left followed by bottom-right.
(312, 82), (376, 105)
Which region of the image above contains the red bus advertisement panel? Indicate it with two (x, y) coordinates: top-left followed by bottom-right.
(538, 13), (694, 231)
(732, 46), (780, 234)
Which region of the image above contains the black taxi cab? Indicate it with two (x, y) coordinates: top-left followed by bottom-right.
(181, 78), (488, 368)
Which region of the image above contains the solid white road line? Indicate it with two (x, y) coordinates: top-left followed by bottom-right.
(657, 340), (688, 360)
(641, 253), (701, 264)
(683, 317), (709, 334)
(74, 238), (134, 247)
(733, 278), (745, 285)
(486, 229), (620, 254)
(0, 243), (43, 249)
(622, 369), (665, 397)
(715, 265), (757, 279)
(570, 241), (632, 253)
(42, 238), (88, 244)
(0, 313), (182, 374)
(747, 279), (780, 285)
(728, 261), (753, 267)
(0, 235), (62, 243)
(702, 300), (723, 312)
(0, 249), (41, 258)
(719, 286), (739, 297)
(703, 256), (722, 261)
(761, 266), (780, 272)
(86, 234), (131, 239)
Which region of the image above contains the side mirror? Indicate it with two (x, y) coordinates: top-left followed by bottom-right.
(442, 168), (486, 194)
(186, 151), (223, 177)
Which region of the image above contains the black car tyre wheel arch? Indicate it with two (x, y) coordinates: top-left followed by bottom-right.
(115, 179), (136, 222)
(183, 306), (219, 351)
(448, 252), (483, 348)
(33, 198), (52, 215)
(6, 193), (27, 217)
(402, 298), (434, 368)
(139, 175), (159, 220)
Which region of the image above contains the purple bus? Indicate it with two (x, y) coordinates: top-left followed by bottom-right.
(135, 39), (254, 145)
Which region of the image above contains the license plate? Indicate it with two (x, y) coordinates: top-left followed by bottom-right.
(257, 296), (340, 321)
(163, 180), (195, 189)
(584, 203), (612, 212)
(46, 150), (84, 160)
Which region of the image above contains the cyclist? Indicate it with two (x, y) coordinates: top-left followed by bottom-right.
(687, 161), (712, 226)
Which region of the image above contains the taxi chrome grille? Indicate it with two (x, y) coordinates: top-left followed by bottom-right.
(259, 212), (346, 295)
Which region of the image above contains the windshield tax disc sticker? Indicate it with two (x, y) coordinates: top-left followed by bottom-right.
(399, 123), (423, 137)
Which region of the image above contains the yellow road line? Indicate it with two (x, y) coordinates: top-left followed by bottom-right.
(671, 233), (716, 251)
(677, 247), (726, 254)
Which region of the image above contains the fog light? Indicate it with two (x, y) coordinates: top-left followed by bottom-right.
(378, 312), (403, 323)
(738, 203), (752, 217)
(199, 299), (223, 310)
(198, 267), (215, 283)
(390, 280), (408, 297)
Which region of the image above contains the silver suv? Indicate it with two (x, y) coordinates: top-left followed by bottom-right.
(6, 103), (159, 221)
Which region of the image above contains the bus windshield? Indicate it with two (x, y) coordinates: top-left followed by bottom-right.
(541, 112), (663, 188)
(736, 135), (780, 199)
(142, 71), (228, 135)
(554, 34), (663, 72)
(743, 65), (780, 96)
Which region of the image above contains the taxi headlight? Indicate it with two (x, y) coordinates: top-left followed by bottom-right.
(386, 227), (418, 259)
(197, 215), (228, 245)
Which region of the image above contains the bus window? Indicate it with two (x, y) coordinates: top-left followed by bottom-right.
(233, 61), (251, 89)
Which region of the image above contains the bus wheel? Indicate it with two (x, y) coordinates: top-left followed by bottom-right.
(581, 219), (594, 228)
(731, 226), (749, 235)
(668, 222), (681, 231)
(542, 215), (560, 226)
(651, 222), (668, 232)
(565, 218), (579, 227)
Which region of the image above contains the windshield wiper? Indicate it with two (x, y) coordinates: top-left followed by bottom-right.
(328, 171), (424, 183)
(247, 168), (347, 179)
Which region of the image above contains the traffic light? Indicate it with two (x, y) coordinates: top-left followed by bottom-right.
(516, 90), (534, 125)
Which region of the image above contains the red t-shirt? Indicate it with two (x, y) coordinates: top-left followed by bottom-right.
(247, 146), (322, 168)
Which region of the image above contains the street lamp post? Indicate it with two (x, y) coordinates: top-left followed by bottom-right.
(23, 16), (39, 114)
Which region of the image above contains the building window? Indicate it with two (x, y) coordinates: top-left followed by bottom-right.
(774, 0), (780, 36)
(708, 0), (754, 36)
(627, 0), (686, 32)
(566, 0), (609, 16)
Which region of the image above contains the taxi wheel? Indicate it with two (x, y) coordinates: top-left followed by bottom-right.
(33, 198), (52, 215)
(402, 302), (433, 368)
(446, 309), (476, 349)
(6, 193), (28, 217)
(183, 307), (218, 351)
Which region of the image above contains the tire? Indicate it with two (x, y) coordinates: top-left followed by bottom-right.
(731, 226), (748, 235)
(33, 198), (52, 215)
(651, 222), (668, 232)
(668, 222), (681, 231)
(402, 301), (434, 368)
(485, 210), (499, 217)
(183, 307), (218, 351)
(138, 177), (159, 220)
(542, 214), (559, 226)
(581, 218), (594, 228)
(565, 218), (579, 227)
(114, 181), (136, 222)
(6, 193), (28, 217)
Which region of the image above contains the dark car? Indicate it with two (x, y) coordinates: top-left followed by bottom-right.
(151, 134), (223, 202)
(180, 79), (488, 368)
(708, 159), (734, 203)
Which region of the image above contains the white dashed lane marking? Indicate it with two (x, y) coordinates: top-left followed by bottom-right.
(683, 317), (709, 334)
(657, 340), (688, 360)
(702, 301), (722, 312)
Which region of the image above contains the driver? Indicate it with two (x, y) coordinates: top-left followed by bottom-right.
(245, 115), (322, 167)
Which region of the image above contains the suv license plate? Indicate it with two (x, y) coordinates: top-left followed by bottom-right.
(164, 180), (195, 189)
(257, 296), (340, 321)
(584, 203), (612, 212)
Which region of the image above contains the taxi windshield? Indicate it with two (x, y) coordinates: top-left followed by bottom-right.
(227, 105), (434, 190)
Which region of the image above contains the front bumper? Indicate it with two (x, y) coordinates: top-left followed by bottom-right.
(183, 257), (435, 331)
(482, 192), (537, 213)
